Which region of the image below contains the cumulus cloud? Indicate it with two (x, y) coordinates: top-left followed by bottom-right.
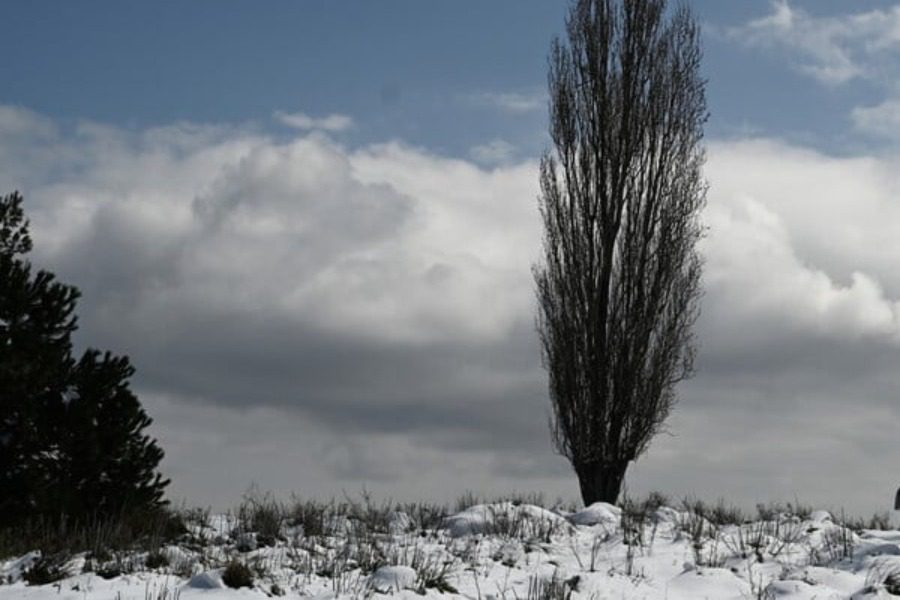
(5, 106), (900, 512)
(727, 1), (900, 85)
(273, 110), (354, 131)
(0, 106), (552, 505)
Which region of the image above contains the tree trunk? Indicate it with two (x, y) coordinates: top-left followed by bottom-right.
(574, 459), (628, 505)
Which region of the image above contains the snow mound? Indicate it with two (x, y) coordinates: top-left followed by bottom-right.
(0, 551), (40, 583)
(808, 510), (832, 523)
(652, 506), (680, 524)
(443, 502), (570, 538)
(856, 542), (900, 558)
(567, 502), (622, 526)
(160, 544), (192, 567)
(493, 541), (525, 565)
(187, 569), (225, 589)
(765, 579), (820, 598)
(368, 565), (417, 593)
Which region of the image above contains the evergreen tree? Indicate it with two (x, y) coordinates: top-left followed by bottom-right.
(0, 191), (168, 526)
(51, 350), (168, 519)
(0, 192), (79, 525)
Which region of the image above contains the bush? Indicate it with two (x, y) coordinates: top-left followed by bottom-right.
(146, 551), (170, 569)
(236, 490), (284, 545)
(96, 563), (124, 579)
(288, 497), (330, 537)
(222, 559), (254, 589)
(399, 501), (447, 532)
(0, 506), (184, 562)
(23, 554), (68, 585)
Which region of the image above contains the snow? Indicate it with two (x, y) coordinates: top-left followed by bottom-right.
(2, 501), (899, 599)
(188, 569), (226, 589)
(368, 565), (417, 593)
(388, 511), (413, 534)
(0, 551), (39, 582)
(442, 501), (571, 537)
(567, 502), (622, 527)
(809, 510), (833, 523)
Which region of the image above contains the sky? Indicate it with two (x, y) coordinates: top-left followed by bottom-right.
(2, 0), (900, 515)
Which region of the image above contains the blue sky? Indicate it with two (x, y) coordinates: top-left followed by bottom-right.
(2, 1), (896, 157)
(4, 1), (900, 513)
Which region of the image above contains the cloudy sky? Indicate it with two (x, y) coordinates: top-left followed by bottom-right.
(3, 0), (900, 515)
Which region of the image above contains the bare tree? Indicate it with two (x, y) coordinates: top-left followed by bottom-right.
(534, 0), (707, 505)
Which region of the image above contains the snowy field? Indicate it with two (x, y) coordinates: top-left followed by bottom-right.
(3, 499), (900, 600)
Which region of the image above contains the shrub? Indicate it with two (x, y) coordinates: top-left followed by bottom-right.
(96, 563), (124, 579)
(146, 551), (170, 569)
(708, 499), (745, 526)
(399, 502), (447, 532)
(0, 506), (184, 561)
(288, 497), (330, 537)
(455, 491), (480, 513)
(345, 490), (393, 534)
(222, 559), (254, 589)
(235, 490), (284, 546)
(23, 554), (69, 585)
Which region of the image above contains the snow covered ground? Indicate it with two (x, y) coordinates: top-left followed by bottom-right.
(3, 500), (900, 599)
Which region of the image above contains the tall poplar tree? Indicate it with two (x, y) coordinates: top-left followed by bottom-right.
(534, 0), (707, 504)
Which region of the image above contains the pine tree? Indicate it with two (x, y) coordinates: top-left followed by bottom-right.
(50, 350), (168, 519)
(0, 191), (168, 526)
(0, 192), (79, 525)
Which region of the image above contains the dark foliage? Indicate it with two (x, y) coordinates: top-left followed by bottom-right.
(23, 554), (69, 585)
(49, 350), (168, 518)
(0, 508), (184, 561)
(534, 0), (707, 504)
(0, 191), (169, 529)
(222, 559), (254, 589)
(0, 192), (80, 526)
(145, 550), (170, 569)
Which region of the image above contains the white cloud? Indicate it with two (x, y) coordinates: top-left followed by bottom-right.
(469, 139), (517, 165)
(273, 110), (354, 131)
(704, 138), (900, 306)
(696, 138), (900, 360)
(704, 194), (900, 343)
(22, 129), (539, 347)
(0, 105), (57, 138)
(851, 99), (900, 139)
(463, 91), (545, 114)
(728, 1), (900, 85)
(7, 105), (900, 512)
